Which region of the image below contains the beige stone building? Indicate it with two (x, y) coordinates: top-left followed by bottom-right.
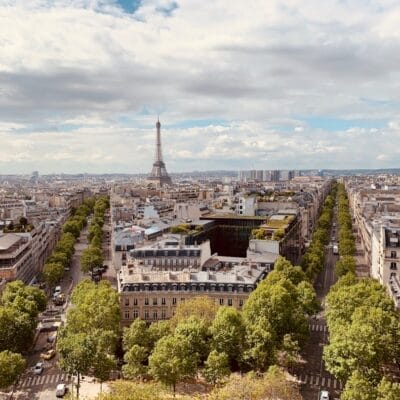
(118, 262), (270, 326)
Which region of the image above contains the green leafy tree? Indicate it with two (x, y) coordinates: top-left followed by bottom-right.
(0, 350), (26, 389)
(278, 334), (300, 368)
(122, 344), (148, 379)
(210, 306), (245, 367)
(377, 377), (400, 400)
(341, 370), (377, 400)
(48, 251), (70, 268)
(1, 280), (47, 314)
(80, 246), (103, 273)
(42, 262), (64, 288)
(63, 220), (81, 239)
(207, 366), (302, 400)
(94, 381), (164, 400)
(123, 319), (150, 351)
(203, 350), (230, 385)
(57, 331), (96, 399)
(175, 316), (209, 366)
(335, 255), (356, 277)
(149, 334), (197, 395)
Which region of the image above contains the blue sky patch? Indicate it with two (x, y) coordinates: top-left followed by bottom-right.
(115, 0), (142, 13)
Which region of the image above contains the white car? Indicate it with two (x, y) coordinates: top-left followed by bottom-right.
(56, 383), (67, 397)
(320, 390), (330, 400)
(33, 362), (44, 375)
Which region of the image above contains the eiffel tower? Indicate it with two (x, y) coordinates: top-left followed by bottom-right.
(147, 118), (172, 186)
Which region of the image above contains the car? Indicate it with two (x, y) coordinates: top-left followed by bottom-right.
(33, 362), (44, 375)
(54, 285), (62, 293)
(56, 383), (67, 397)
(319, 390), (330, 400)
(40, 349), (56, 360)
(54, 293), (65, 305)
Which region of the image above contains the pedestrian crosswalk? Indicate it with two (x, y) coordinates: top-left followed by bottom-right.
(295, 373), (343, 390)
(18, 373), (70, 388)
(310, 324), (328, 332)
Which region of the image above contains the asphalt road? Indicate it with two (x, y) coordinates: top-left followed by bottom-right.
(297, 216), (341, 400)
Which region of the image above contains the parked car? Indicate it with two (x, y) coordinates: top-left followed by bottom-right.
(56, 383), (67, 397)
(33, 362), (44, 375)
(40, 349), (56, 360)
(319, 390), (330, 400)
(54, 293), (65, 306)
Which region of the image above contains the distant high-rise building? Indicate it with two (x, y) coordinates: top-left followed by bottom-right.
(148, 118), (172, 186)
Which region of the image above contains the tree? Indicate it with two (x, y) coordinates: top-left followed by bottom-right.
(207, 366), (302, 400)
(67, 280), (120, 337)
(203, 350), (230, 385)
(42, 262), (64, 288)
(123, 319), (150, 352)
(57, 331), (96, 399)
(335, 255), (356, 277)
(210, 306), (245, 367)
(175, 316), (209, 366)
(95, 381), (164, 400)
(170, 296), (218, 328)
(18, 216), (28, 228)
(122, 344), (148, 379)
(1, 280), (47, 314)
(278, 334), (300, 369)
(149, 334), (197, 395)
(0, 350), (25, 389)
(377, 377), (400, 400)
(80, 246), (103, 273)
(63, 220), (81, 239)
(341, 370), (377, 400)
(48, 251), (70, 268)
(324, 306), (400, 382)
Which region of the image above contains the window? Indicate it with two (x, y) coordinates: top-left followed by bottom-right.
(144, 310), (149, 320)
(124, 298), (129, 306)
(153, 311), (158, 320)
(161, 298), (166, 305)
(239, 299), (244, 307)
(133, 298), (138, 306)
(219, 298), (224, 305)
(144, 298), (149, 305)
(390, 262), (397, 270)
(391, 272), (397, 278)
(133, 309), (139, 319)
(153, 298), (158, 305)
(228, 298), (232, 306)
(392, 251), (397, 258)
(161, 310), (166, 319)
(124, 310), (130, 319)
(172, 297), (177, 305)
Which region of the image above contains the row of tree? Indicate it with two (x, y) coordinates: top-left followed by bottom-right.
(300, 183), (337, 279)
(324, 185), (400, 399)
(80, 196), (109, 273)
(0, 281), (47, 389)
(57, 279), (120, 398)
(324, 274), (400, 399)
(96, 366), (302, 400)
(334, 183), (357, 276)
(120, 256), (318, 394)
(42, 198), (96, 289)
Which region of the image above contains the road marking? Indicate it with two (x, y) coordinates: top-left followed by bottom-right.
(334, 379), (337, 389)
(321, 377), (325, 386)
(327, 377), (331, 387)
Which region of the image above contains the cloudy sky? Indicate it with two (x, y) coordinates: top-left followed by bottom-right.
(1, 0), (400, 174)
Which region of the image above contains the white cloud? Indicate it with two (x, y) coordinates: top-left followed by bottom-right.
(0, 0), (400, 172)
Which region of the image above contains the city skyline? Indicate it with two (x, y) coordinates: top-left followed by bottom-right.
(1, 1), (400, 173)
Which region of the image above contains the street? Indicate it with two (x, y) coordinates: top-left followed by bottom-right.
(1, 216), (113, 400)
(296, 215), (341, 400)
